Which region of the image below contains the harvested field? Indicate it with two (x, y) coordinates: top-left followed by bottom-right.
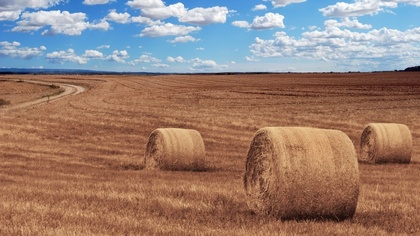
(0, 72), (419, 235)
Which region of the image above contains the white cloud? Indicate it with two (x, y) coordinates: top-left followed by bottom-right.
(106, 50), (129, 63)
(0, 41), (46, 59)
(83, 50), (104, 59)
(83, 0), (115, 5)
(265, 0), (306, 8)
(126, 0), (229, 25)
(139, 23), (200, 37)
(325, 18), (372, 30)
(251, 13), (285, 30)
(46, 48), (88, 64)
(126, 0), (165, 9)
(167, 56), (185, 63)
(320, 1), (386, 17)
(12, 10), (110, 35)
(196, 47), (205, 51)
(152, 63), (169, 68)
(253, 4), (268, 11)
(129, 54), (161, 65)
(245, 56), (259, 62)
(97, 45), (110, 49)
(250, 25), (420, 71)
(0, 0), (63, 21)
(44, 47), (135, 65)
(318, 0), (420, 18)
(190, 58), (228, 71)
(232, 21), (250, 28)
(131, 16), (162, 25)
(137, 54), (160, 63)
(179, 6), (229, 25)
(140, 2), (186, 20)
(169, 35), (199, 43)
(106, 9), (130, 24)
(234, 13), (285, 30)
(0, 11), (21, 21)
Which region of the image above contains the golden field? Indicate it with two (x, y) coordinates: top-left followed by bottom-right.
(0, 72), (419, 235)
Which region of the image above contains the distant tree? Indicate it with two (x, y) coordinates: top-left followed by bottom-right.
(404, 66), (420, 71)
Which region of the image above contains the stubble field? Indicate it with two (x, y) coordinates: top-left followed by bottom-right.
(0, 72), (419, 235)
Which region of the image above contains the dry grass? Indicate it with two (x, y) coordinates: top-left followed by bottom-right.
(0, 72), (419, 235)
(360, 123), (412, 164)
(244, 127), (359, 220)
(144, 128), (206, 171)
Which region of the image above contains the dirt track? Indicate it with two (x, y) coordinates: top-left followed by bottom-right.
(0, 80), (85, 112)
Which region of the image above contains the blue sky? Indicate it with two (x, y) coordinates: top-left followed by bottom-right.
(0, 0), (419, 72)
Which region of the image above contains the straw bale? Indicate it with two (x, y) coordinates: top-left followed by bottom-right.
(359, 123), (412, 164)
(244, 127), (359, 220)
(144, 128), (206, 171)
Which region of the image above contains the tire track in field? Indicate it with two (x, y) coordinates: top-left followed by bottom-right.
(0, 80), (86, 113)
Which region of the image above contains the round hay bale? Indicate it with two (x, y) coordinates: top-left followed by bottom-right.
(244, 127), (359, 220)
(359, 123), (412, 164)
(144, 128), (206, 171)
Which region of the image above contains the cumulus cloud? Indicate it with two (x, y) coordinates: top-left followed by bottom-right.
(325, 18), (372, 29)
(166, 56), (229, 71)
(106, 9), (130, 24)
(250, 25), (420, 70)
(152, 63), (169, 68)
(46, 48), (88, 64)
(178, 6), (229, 25)
(169, 35), (199, 43)
(83, 50), (104, 59)
(265, 0), (306, 8)
(83, 0), (115, 5)
(12, 10), (110, 35)
(0, 11), (21, 21)
(319, 0), (420, 18)
(45, 48), (133, 65)
(251, 13), (285, 30)
(126, 0), (165, 9)
(232, 21), (250, 28)
(0, 41), (46, 59)
(136, 54), (160, 63)
(167, 56), (185, 63)
(128, 54), (162, 66)
(106, 50), (129, 63)
(127, 0), (229, 25)
(140, 2), (186, 20)
(253, 4), (268, 11)
(190, 58), (228, 71)
(233, 13), (285, 30)
(131, 16), (162, 25)
(0, 0), (63, 21)
(139, 23), (200, 37)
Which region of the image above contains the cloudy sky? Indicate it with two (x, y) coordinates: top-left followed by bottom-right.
(0, 0), (419, 72)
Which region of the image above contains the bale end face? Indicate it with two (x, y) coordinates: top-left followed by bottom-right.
(359, 123), (412, 164)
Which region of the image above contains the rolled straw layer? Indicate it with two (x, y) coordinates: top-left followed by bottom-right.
(359, 123), (412, 164)
(144, 128), (206, 170)
(244, 127), (359, 220)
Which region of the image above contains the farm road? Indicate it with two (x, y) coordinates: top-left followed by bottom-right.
(1, 80), (85, 112)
